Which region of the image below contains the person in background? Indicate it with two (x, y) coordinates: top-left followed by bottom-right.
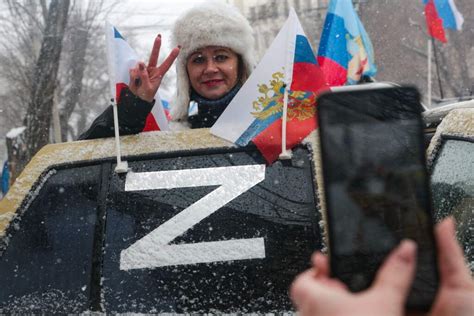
(290, 217), (474, 316)
(79, 1), (255, 140)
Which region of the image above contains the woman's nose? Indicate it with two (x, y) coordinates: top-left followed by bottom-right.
(203, 59), (219, 73)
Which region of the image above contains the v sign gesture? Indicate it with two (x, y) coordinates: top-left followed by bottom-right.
(129, 34), (180, 103)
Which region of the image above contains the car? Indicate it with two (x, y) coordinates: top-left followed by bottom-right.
(0, 128), (323, 313)
(424, 102), (474, 272)
(0, 98), (472, 313)
(423, 98), (474, 146)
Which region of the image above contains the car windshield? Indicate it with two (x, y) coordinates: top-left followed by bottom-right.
(431, 138), (474, 270)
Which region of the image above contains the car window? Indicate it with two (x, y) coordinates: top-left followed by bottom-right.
(0, 164), (104, 313)
(102, 146), (321, 313)
(431, 138), (474, 270)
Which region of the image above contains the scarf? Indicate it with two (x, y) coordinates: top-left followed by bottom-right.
(188, 83), (242, 128)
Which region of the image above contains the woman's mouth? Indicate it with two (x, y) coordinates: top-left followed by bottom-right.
(203, 79), (224, 87)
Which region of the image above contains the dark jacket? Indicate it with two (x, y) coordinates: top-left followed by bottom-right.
(78, 88), (154, 140)
(78, 87), (234, 140)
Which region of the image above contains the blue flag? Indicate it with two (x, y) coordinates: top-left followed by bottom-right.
(1, 161), (9, 196)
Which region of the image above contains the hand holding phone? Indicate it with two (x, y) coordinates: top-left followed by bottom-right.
(317, 85), (439, 310)
(290, 217), (474, 316)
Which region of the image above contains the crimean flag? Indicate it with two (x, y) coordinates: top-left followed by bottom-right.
(423, 0), (464, 43)
(105, 22), (169, 131)
(211, 9), (328, 163)
(317, 0), (377, 86)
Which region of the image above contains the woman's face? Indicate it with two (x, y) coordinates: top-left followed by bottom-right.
(186, 46), (239, 100)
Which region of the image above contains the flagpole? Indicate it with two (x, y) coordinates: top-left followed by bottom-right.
(106, 22), (128, 173)
(279, 85), (292, 159)
(111, 98), (128, 173)
(427, 38), (432, 108)
(431, 38), (445, 100)
(279, 8), (297, 161)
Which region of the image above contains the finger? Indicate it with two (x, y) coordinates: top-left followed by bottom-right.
(371, 239), (417, 304)
(129, 67), (139, 89)
(311, 252), (330, 278)
(435, 217), (472, 287)
(158, 46), (180, 75)
(290, 270), (323, 309)
(138, 62), (149, 83)
(318, 277), (349, 291)
(290, 269), (349, 315)
(148, 34), (161, 68)
(310, 252), (348, 290)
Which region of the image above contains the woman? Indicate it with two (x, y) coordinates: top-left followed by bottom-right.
(79, 1), (255, 140)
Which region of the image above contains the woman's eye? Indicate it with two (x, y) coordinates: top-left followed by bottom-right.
(192, 55), (205, 64)
(214, 54), (228, 62)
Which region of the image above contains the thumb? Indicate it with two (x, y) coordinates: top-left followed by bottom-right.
(291, 269), (350, 315)
(371, 240), (417, 305)
(435, 217), (472, 287)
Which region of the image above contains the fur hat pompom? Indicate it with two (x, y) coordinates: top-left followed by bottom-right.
(169, 1), (255, 122)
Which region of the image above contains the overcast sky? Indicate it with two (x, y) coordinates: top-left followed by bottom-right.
(108, 0), (209, 59)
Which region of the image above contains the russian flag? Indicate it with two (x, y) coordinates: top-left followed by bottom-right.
(211, 9), (328, 163)
(105, 22), (169, 131)
(423, 0), (464, 43)
(317, 0), (377, 86)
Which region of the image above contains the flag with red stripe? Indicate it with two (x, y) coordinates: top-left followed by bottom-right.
(105, 22), (169, 131)
(211, 9), (328, 164)
(422, 0), (464, 43)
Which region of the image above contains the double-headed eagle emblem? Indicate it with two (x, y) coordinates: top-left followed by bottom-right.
(251, 70), (317, 121)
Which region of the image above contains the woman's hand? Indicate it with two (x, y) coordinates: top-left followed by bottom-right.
(129, 34), (180, 102)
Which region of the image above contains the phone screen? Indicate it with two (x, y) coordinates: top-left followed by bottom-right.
(317, 86), (438, 310)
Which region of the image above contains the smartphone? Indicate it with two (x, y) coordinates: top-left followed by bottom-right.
(317, 85), (439, 311)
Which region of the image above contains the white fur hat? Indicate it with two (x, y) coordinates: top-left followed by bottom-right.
(169, 0), (256, 123)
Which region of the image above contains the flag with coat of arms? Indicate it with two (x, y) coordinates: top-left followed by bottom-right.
(317, 0), (377, 86)
(211, 8), (328, 164)
(105, 22), (169, 131)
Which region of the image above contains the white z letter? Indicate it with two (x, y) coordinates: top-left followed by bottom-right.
(120, 165), (266, 270)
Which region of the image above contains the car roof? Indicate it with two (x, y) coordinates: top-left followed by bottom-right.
(426, 107), (474, 169)
(423, 99), (474, 128)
